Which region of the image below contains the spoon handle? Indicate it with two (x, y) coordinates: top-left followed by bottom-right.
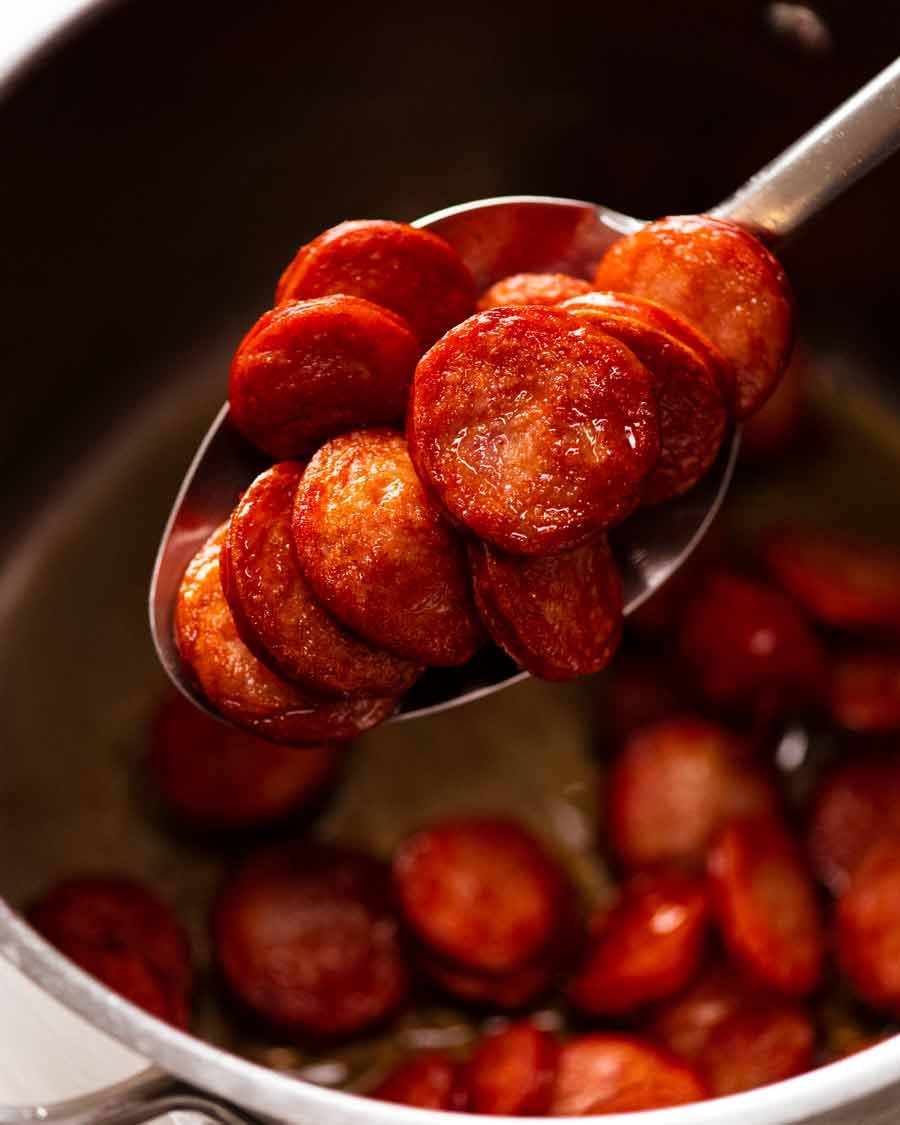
(711, 55), (900, 244)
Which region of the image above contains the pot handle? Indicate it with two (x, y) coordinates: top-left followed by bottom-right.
(16, 1077), (257, 1125)
(711, 54), (900, 243)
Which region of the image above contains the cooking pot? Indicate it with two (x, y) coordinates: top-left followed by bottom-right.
(2, 2), (900, 1122)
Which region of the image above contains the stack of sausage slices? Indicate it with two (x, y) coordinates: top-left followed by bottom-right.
(174, 214), (795, 742)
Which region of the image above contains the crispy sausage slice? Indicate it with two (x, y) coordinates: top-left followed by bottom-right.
(808, 752), (900, 894)
(836, 837), (900, 1016)
(468, 537), (622, 680)
(477, 273), (592, 310)
(594, 215), (794, 418)
(222, 462), (421, 698)
(409, 306), (659, 555)
(679, 570), (827, 722)
(175, 525), (398, 743)
(229, 295), (420, 460)
(276, 220), (476, 347)
(373, 1053), (468, 1110)
(215, 843), (408, 1038)
(607, 717), (778, 870)
(467, 1022), (560, 1115)
(29, 876), (192, 1027)
(761, 527), (900, 633)
(293, 428), (483, 666)
(550, 1034), (707, 1114)
(394, 818), (567, 974)
(568, 872), (709, 1016)
(149, 693), (340, 829)
(562, 295), (727, 504)
(707, 818), (824, 996)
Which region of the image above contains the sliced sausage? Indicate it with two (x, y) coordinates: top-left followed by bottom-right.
(568, 871), (709, 1017)
(175, 525), (398, 743)
(607, 716), (778, 870)
(149, 692), (341, 829)
(594, 214), (794, 418)
(828, 649), (900, 733)
(393, 818), (568, 974)
(214, 842), (408, 1038)
(562, 295), (727, 505)
(276, 219), (476, 347)
(679, 569), (827, 722)
(761, 527), (900, 633)
(408, 306), (659, 555)
(707, 818), (824, 996)
(467, 1022), (560, 1115)
(647, 962), (749, 1062)
(293, 428), (483, 666)
(373, 1053), (468, 1110)
(836, 837), (900, 1016)
(29, 875), (192, 1027)
(228, 295), (420, 460)
(222, 461), (421, 697)
(550, 1034), (707, 1114)
(467, 537), (622, 681)
(808, 752), (900, 894)
(741, 344), (809, 462)
(477, 272), (592, 310)
(418, 947), (559, 1011)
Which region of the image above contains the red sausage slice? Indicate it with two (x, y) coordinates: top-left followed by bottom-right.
(647, 963), (749, 1062)
(293, 429), (483, 666)
(808, 752), (900, 894)
(761, 527), (900, 634)
(276, 219), (476, 347)
(467, 1022), (560, 1115)
(477, 272), (592, 310)
(222, 462), (421, 698)
(550, 1035), (707, 1114)
(678, 570), (827, 722)
(572, 290), (737, 409)
(409, 306), (660, 556)
(419, 948), (558, 1010)
(175, 525), (398, 743)
(562, 295), (727, 505)
(707, 818), (824, 996)
(393, 818), (567, 974)
(568, 872), (709, 1017)
(594, 215), (794, 418)
(228, 295), (420, 460)
(215, 843), (409, 1038)
(467, 537), (622, 681)
(828, 649), (900, 733)
(607, 717), (779, 870)
(836, 837), (900, 1016)
(29, 876), (192, 1027)
(149, 693), (341, 829)
(373, 1054), (468, 1110)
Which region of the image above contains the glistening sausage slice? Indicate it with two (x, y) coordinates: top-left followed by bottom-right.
(467, 1022), (560, 1115)
(293, 429), (484, 666)
(594, 215), (794, 418)
(393, 817), (567, 974)
(175, 525), (398, 743)
(409, 306), (659, 555)
(468, 537), (622, 680)
(561, 295), (727, 505)
(836, 837), (900, 1016)
(214, 843), (409, 1038)
(477, 272), (592, 310)
(373, 1054), (468, 1110)
(229, 295), (420, 460)
(222, 462), (421, 698)
(276, 219), (476, 347)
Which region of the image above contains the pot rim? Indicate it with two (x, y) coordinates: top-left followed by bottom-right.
(1, 902), (899, 1124)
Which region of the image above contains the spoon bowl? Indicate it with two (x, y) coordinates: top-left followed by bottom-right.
(149, 195), (739, 723)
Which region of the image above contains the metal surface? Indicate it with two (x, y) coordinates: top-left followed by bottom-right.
(148, 195), (738, 724)
(713, 55), (900, 240)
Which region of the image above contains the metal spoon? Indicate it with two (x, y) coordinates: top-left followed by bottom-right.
(150, 57), (900, 724)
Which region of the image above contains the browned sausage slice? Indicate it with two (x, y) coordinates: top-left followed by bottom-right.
(222, 462), (421, 697)
(409, 306), (659, 555)
(293, 428), (484, 666)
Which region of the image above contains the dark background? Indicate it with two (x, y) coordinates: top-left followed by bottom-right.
(1, 0), (898, 536)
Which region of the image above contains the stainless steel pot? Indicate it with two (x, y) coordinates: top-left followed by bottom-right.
(2, 2), (900, 1122)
